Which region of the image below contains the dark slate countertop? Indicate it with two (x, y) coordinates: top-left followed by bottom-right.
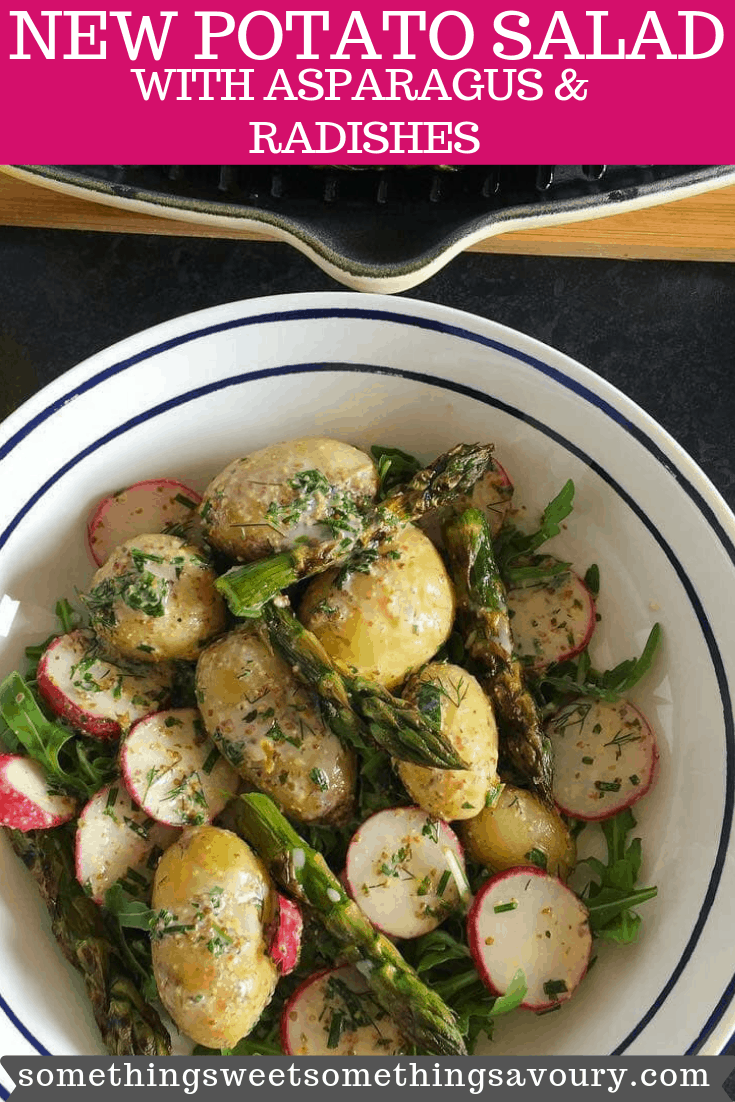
(1, 228), (733, 511)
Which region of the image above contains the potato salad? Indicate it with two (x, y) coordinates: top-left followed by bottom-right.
(0, 436), (661, 1057)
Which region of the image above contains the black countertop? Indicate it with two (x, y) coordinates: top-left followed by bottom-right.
(1, 228), (734, 512)
(1, 226), (735, 1071)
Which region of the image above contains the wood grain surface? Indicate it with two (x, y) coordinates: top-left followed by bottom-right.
(1, 170), (734, 261)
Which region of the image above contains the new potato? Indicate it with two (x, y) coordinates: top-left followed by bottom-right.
(152, 826), (279, 1049)
(460, 784), (576, 880)
(87, 533), (227, 663)
(199, 436), (378, 561)
(299, 524), (455, 689)
(398, 662), (499, 820)
(196, 626), (356, 824)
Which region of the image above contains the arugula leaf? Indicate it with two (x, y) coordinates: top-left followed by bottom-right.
(580, 808), (658, 943)
(503, 556), (572, 588)
(495, 480), (575, 573)
(101, 884), (160, 1000)
(370, 445), (422, 500)
(601, 623), (662, 695)
(0, 671), (117, 799)
(104, 884), (158, 930)
(55, 598), (79, 635)
(538, 623), (662, 705)
(1, 671), (77, 781)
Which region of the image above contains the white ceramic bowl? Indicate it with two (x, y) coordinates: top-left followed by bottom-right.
(1, 292), (734, 1074)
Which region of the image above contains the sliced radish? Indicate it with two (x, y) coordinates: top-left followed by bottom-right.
(37, 630), (173, 740)
(507, 568), (595, 670)
(86, 478), (203, 566)
(120, 708), (240, 827)
(267, 894), (303, 975)
(344, 806), (466, 939)
(468, 866), (592, 1011)
(546, 697), (659, 821)
(420, 456), (514, 546)
(75, 783), (179, 903)
(467, 457), (514, 537)
(281, 964), (407, 1055)
(0, 754), (77, 831)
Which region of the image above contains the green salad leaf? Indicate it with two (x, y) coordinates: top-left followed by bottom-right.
(538, 623), (662, 705)
(370, 445), (422, 499)
(495, 480), (575, 574)
(0, 670), (118, 799)
(581, 809), (658, 942)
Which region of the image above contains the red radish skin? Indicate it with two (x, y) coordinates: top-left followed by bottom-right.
(0, 754), (76, 831)
(120, 708), (240, 827)
(86, 479), (202, 566)
(468, 866), (592, 1012)
(281, 965), (407, 1055)
(507, 570), (596, 671)
(344, 806), (466, 940)
(37, 631), (173, 741)
(546, 697), (659, 821)
(268, 894), (303, 975)
(75, 783), (178, 903)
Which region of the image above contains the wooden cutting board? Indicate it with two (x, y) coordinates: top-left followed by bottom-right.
(1, 170), (734, 261)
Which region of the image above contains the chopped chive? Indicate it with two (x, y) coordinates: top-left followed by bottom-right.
(524, 848), (548, 870)
(174, 493), (199, 510)
(202, 746), (219, 775)
(327, 1011), (344, 1049)
(124, 866), (149, 887)
(543, 979), (568, 998)
(629, 774), (640, 785)
(124, 816), (150, 838)
(595, 780), (621, 792)
(436, 869), (451, 897)
(147, 844), (164, 869)
(106, 786), (119, 808)
(582, 756), (594, 765)
(494, 901), (518, 914)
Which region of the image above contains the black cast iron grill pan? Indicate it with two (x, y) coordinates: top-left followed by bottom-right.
(9, 164), (735, 291)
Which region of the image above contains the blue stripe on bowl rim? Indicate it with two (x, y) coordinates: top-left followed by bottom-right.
(0, 305), (733, 1059)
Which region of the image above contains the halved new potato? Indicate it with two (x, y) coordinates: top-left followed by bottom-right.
(299, 524), (455, 689)
(459, 784), (576, 880)
(152, 826), (278, 1049)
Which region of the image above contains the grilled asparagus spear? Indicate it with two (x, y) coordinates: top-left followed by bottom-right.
(261, 602), (467, 770)
(234, 792), (467, 1055)
(216, 442), (494, 618)
(6, 826), (170, 1056)
(443, 507), (553, 804)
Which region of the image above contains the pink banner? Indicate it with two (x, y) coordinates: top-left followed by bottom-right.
(0, 1), (731, 162)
